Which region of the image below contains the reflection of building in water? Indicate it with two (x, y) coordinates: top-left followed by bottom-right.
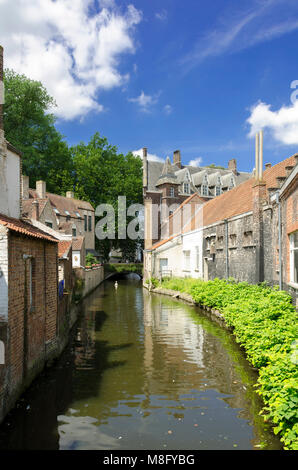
(143, 289), (205, 397)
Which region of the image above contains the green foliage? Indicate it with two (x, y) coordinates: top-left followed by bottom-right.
(85, 253), (98, 267)
(160, 277), (298, 450)
(4, 69), (74, 194)
(104, 263), (143, 275)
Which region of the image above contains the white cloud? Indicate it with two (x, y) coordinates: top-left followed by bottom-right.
(0, 0), (142, 120)
(132, 148), (164, 162)
(181, 1), (298, 72)
(163, 104), (173, 115)
(155, 9), (167, 21)
(128, 90), (160, 112)
(189, 157), (203, 167)
(247, 100), (298, 145)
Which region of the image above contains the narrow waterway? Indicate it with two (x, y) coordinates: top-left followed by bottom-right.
(0, 278), (282, 450)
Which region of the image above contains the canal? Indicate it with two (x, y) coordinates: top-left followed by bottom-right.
(0, 277), (282, 450)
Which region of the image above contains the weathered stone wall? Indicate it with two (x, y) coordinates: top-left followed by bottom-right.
(73, 265), (104, 298)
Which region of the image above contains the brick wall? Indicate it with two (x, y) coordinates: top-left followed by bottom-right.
(0, 232), (59, 423)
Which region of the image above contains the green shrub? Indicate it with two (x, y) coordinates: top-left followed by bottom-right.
(160, 277), (298, 450)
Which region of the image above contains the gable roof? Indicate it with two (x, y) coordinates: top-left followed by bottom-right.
(28, 189), (93, 219)
(202, 154), (297, 227)
(0, 213), (58, 242)
(58, 240), (72, 258)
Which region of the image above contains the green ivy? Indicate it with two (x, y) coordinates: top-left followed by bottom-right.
(160, 277), (298, 450)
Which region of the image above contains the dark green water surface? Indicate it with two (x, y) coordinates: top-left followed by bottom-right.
(0, 278), (282, 450)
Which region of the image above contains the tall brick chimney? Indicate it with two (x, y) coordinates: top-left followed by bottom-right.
(0, 45), (4, 132)
(32, 200), (39, 220)
(228, 158), (237, 175)
(173, 150), (181, 169)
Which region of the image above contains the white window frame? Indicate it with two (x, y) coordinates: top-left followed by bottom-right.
(290, 232), (298, 286)
(183, 250), (191, 271)
(183, 183), (190, 194)
(195, 246), (200, 271)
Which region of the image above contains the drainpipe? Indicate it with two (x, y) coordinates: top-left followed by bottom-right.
(276, 191), (282, 290)
(224, 219), (229, 279)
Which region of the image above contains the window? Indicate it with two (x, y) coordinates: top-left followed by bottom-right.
(88, 215), (92, 232)
(290, 232), (298, 285)
(229, 234), (237, 248)
(202, 185), (208, 196)
(72, 227), (77, 237)
(183, 183), (190, 194)
(195, 246), (200, 270)
(183, 250), (191, 271)
(53, 208), (60, 215)
(215, 186), (221, 196)
(75, 211), (81, 218)
(229, 178), (235, 190)
(170, 187), (175, 197)
(84, 215), (87, 231)
(45, 221), (53, 228)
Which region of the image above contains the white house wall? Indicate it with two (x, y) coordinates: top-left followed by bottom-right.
(182, 229), (203, 278)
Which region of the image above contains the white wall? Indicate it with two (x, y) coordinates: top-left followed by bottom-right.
(182, 229), (203, 278)
(0, 134), (21, 219)
(72, 250), (81, 268)
(147, 228), (203, 280)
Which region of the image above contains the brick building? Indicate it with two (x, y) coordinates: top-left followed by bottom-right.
(143, 147), (251, 248)
(22, 178), (96, 264)
(0, 45), (61, 424)
(144, 135), (298, 306)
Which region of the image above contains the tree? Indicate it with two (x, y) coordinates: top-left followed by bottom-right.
(71, 133), (143, 259)
(3, 69), (73, 194)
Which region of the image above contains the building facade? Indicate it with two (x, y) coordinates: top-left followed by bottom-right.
(144, 139), (298, 306)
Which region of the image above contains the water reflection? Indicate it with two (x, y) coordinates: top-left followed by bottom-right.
(0, 279), (282, 450)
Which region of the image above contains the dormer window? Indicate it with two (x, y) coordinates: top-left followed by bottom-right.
(183, 183), (190, 194)
(202, 184), (208, 196)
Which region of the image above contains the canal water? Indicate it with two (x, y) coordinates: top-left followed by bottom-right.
(0, 277), (282, 450)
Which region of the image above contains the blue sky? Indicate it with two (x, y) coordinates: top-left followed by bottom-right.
(2, 0), (298, 171)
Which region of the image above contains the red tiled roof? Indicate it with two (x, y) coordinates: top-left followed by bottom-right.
(72, 236), (84, 251)
(58, 240), (72, 258)
(22, 198), (48, 218)
(0, 214), (58, 242)
(202, 155), (296, 227)
(150, 155), (297, 250)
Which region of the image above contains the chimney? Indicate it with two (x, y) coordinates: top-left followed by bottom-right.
(22, 175), (29, 200)
(66, 191), (74, 199)
(0, 45), (3, 132)
(255, 133), (259, 180)
(173, 150), (181, 169)
(265, 163), (272, 170)
(32, 200), (39, 220)
(228, 158), (237, 175)
(36, 180), (46, 199)
(259, 130), (263, 180)
(142, 147), (148, 189)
